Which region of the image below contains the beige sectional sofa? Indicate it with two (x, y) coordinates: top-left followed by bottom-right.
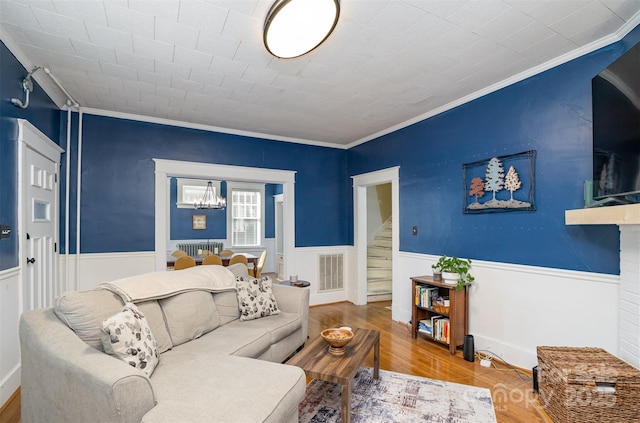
(19, 264), (310, 423)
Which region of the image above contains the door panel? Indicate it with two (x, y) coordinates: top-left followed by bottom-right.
(18, 119), (63, 311)
(23, 145), (58, 311)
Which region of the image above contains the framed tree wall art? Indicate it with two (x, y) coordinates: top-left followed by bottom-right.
(463, 150), (536, 213)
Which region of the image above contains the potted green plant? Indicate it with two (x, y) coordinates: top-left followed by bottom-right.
(433, 255), (474, 289)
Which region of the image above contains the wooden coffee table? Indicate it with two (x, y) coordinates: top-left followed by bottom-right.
(286, 328), (380, 423)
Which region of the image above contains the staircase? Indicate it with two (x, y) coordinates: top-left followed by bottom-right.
(367, 218), (392, 302)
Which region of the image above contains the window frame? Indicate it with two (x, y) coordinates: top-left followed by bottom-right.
(226, 182), (265, 248)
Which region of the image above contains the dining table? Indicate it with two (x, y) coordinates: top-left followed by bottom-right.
(167, 253), (258, 269)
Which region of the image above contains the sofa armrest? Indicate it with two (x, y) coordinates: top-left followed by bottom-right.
(20, 308), (156, 423)
(272, 284), (310, 340)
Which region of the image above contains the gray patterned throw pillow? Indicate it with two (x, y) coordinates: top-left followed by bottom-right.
(236, 276), (281, 321)
(101, 302), (159, 377)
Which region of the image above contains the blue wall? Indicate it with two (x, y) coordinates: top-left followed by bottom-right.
(348, 26), (640, 275)
(0, 42), (60, 270)
(168, 179), (280, 241)
(68, 114), (349, 253)
(265, 183), (280, 238)
(169, 178), (227, 240)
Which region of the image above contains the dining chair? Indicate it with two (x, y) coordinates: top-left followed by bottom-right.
(229, 254), (248, 266)
(202, 255), (223, 266)
(174, 255), (196, 270)
(220, 249), (234, 257)
(200, 249), (213, 257)
(171, 249), (187, 257)
(249, 250), (267, 278)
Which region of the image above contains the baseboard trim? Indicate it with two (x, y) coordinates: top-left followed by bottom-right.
(0, 365), (20, 413)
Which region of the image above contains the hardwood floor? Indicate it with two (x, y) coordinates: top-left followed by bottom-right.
(0, 388), (19, 423)
(308, 301), (547, 423)
(3, 300), (547, 423)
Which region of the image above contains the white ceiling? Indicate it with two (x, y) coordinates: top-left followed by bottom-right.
(1, 0), (639, 148)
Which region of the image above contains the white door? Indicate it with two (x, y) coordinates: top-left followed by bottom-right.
(19, 119), (63, 312)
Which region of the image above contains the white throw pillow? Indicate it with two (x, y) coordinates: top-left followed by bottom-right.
(236, 276), (281, 321)
(101, 302), (159, 377)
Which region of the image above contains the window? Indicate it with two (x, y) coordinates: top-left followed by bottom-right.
(176, 179), (220, 208)
(226, 182), (265, 247)
(232, 189), (262, 246)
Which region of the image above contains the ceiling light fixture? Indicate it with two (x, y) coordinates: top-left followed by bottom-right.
(264, 0), (340, 59)
(195, 181), (226, 210)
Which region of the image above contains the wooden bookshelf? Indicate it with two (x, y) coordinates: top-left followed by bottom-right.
(411, 276), (469, 355)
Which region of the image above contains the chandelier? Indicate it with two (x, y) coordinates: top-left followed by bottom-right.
(263, 0), (340, 59)
(194, 181), (226, 210)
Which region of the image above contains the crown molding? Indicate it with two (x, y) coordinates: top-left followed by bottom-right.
(346, 13), (640, 149)
(80, 107), (349, 150)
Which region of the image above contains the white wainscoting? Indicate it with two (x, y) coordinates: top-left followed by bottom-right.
(619, 225), (640, 368)
(0, 267), (21, 407)
(293, 246), (355, 306)
(51, 248), (619, 371)
(58, 242), (279, 293)
(396, 252), (620, 370)
(60, 252), (156, 292)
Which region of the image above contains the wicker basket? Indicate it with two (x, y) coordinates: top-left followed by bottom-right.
(432, 303), (450, 314)
(537, 346), (640, 423)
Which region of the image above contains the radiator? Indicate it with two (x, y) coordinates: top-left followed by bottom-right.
(176, 241), (224, 256)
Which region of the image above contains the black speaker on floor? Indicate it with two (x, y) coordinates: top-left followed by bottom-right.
(532, 365), (539, 393)
(463, 334), (475, 362)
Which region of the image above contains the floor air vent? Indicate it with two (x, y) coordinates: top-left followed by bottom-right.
(318, 254), (344, 292)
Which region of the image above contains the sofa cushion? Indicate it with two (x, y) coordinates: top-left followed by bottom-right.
(136, 300), (173, 353)
(159, 291), (220, 346)
(212, 291), (240, 325)
(226, 312), (302, 346)
(172, 323), (273, 358)
(236, 276), (281, 321)
(145, 353), (305, 423)
(226, 262), (249, 277)
(54, 289), (124, 351)
(101, 303), (159, 377)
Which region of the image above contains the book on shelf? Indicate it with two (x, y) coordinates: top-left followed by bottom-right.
(431, 316), (450, 343)
(429, 288), (439, 308)
(415, 285), (440, 308)
(418, 319), (433, 336)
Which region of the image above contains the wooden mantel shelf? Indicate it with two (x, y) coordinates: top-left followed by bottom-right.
(565, 204), (640, 225)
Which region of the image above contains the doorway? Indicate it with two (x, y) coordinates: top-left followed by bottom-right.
(153, 160), (296, 279)
(366, 183), (392, 302)
(352, 167), (400, 316)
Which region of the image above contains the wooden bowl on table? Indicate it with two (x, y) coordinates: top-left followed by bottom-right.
(320, 327), (354, 356)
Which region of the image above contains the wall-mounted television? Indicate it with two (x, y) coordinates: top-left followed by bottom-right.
(591, 41), (640, 205)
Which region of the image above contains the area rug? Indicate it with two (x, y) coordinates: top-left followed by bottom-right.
(299, 367), (497, 423)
